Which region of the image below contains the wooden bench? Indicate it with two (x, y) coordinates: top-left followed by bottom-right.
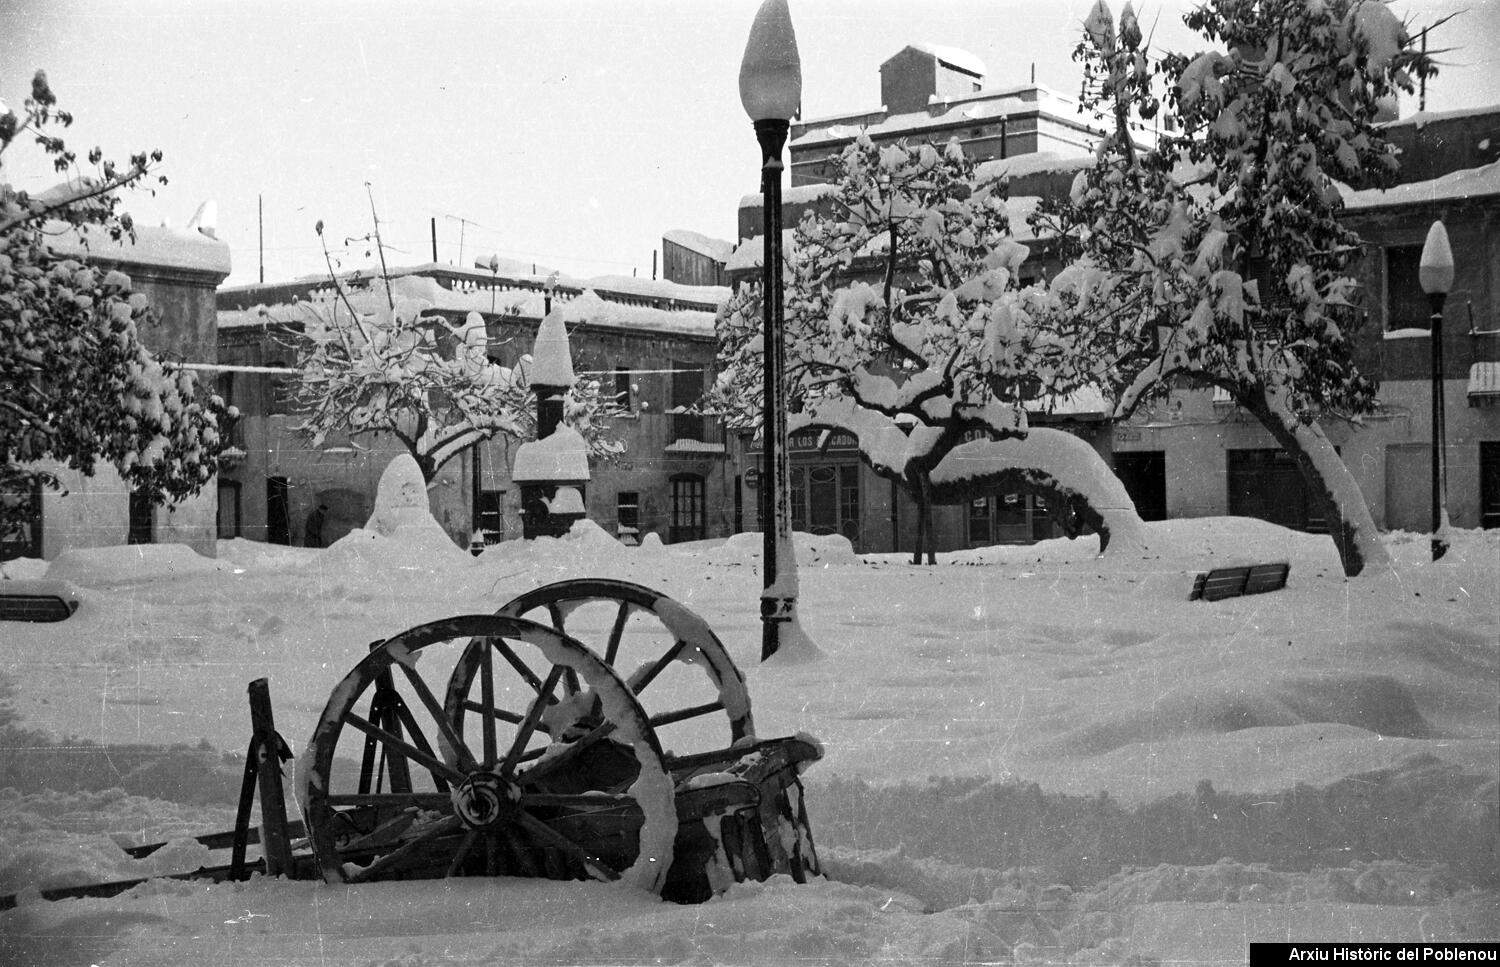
(1189, 562), (1290, 602)
(0, 579), (80, 622)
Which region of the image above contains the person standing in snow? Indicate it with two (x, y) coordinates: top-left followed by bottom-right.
(304, 504), (328, 547)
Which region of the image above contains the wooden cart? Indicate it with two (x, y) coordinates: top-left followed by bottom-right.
(298, 579), (822, 903)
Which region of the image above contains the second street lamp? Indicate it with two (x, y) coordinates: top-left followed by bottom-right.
(1419, 219), (1454, 562)
(739, 0), (801, 661)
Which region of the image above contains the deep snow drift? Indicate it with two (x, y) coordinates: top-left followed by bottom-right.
(0, 516), (1495, 965)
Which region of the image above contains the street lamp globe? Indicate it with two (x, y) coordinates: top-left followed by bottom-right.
(739, 0), (801, 122)
(1418, 220), (1454, 298)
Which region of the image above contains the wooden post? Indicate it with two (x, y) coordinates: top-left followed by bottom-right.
(248, 678), (295, 876)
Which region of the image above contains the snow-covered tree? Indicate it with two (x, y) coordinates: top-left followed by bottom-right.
(715, 135), (1146, 563)
(1033, 0), (1434, 576)
(1, 70), (231, 539)
(282, 272), (625, 483)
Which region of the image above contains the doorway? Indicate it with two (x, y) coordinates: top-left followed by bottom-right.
(266, 476), (290, 545)
(1114, 451), (1167, 521)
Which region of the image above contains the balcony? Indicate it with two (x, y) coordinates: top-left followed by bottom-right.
(665, 412), (727, 455)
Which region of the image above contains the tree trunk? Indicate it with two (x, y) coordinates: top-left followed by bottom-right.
(910, 474), (937, 565)
(413, 449), (438, 484)
(1242, 387), (1390, 578)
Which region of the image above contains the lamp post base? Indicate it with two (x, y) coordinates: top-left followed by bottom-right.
(760, 595), (796, 661)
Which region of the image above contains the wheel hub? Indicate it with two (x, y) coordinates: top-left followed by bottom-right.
(452, 772), (520, 829)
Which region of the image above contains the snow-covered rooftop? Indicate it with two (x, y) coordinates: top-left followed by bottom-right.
(1340, 160), (1500, 210)
(662, 229), (734, 262)
(45, 220), (232, 277)
(738, 183), (838, 211)
(907, 42), (986, 78)
(792, 84), (1082, 149)
(220, 263), (728, 310)
(219, 274), (721, 338)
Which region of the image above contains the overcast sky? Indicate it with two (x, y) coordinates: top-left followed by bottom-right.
(3, 0), (1496, 286)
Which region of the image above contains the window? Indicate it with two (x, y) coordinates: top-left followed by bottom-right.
(968, 497), (992, 545)
(215, 373), (244, 448)
(477, 489), (505, 545)
(217, 481), (241, 539)
(266, 476), (290, 545)
(617, 491), (640, 530)
(0, 479), (43, 562)
(1385, 245), (1429, 331)
(669, 476), (705, 543)
(128, 490), (154, 544)
(266, 358), (297, 416)
(613, 368), (633, 410)
(671, 361), (704, 442)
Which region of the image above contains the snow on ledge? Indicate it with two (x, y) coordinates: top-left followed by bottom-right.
(512, 425), (590, 483)
(1384, 327), (1432, 339)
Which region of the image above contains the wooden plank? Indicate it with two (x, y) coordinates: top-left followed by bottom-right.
(0, 580), (79, 622)
(1244, 563), (1291, 595)
(248, 679), (295, 877)
(1189, 563), (1289, 602)
(120, 819), (309, 859)
(0, 594), (74, 622)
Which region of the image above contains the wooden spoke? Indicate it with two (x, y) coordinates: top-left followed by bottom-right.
(500, 665), (564, 776)
(631, 639), (689, 696)
(520, 791), (633, 813)
(344, 712), (467, 787)
(396, 661), (478, 772)
(445, 829), (480, 878)
(460, 698), (525, 726)
(604, 600), (633, 666)
(345, 815), (462, 884)
(649, 700), (725, 728)
(478, 636), (497, 765)
(340, 809), (420, 853)
(388, 694), (449, 795)
(492, 637), (543, 693)
(515, 811), (620, 882)
(324, 792), (450, 809)
(519, 721), (617, 787)
(546, 603), (567, 634)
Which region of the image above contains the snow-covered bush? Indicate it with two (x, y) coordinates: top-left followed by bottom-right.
(0, 70), (231, 537)
(1032, 0), (1436, 576)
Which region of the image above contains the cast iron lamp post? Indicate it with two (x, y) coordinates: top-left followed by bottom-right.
(1419, 220), (1454, 561)
(739, 0), (801, 660)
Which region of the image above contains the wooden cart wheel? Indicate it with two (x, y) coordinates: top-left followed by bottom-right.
(299, 614), (677, 893)
(446, 579), (754, 758)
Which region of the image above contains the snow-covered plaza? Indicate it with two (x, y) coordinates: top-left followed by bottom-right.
(0, 500), (1494, 964)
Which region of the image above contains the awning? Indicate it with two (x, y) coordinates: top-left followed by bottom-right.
(1469, 362), (1500, 404)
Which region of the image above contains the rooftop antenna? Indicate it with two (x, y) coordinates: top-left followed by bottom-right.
(444, 214), (476, 268)
(364, 182), (393, 309)
(1030, 62), (1035, 84)
(1419, 27), (1427, 111)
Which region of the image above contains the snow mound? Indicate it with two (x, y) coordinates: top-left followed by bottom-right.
(705, 531), (861, 566)
(1033, 672), (1432, 757)
(323, 455), (472, 571)
(0, 557), (48, 580)
(215, 538), (319, 570)
(45, 543), (227, 587)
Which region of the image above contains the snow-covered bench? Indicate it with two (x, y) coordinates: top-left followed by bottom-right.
(1189, 562), (1290, 602)
(0, 579), (80, 622)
